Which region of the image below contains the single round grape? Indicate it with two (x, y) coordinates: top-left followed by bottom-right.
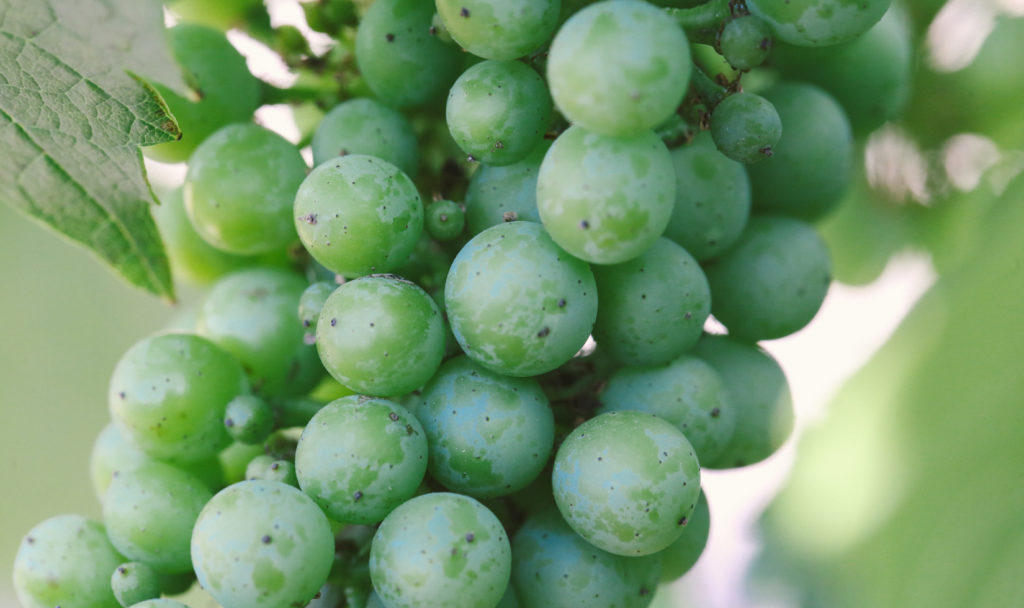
(109, 333), (248, 463)
(247, 458), (300, 487)
(13, 515), (124, 608)
(747, 0), (891, 46)
(355, 0), (463, 107)
(552, 411), (701, 556)
(425, 199), (466, 242)
(719, 15), (772, 70)
(704, 216), (831, 341)
(224, 394), (274, 445)
(536, 126), (675, 264)
(197, 268), (323, 397)
(317, 274), (446, 396)
(547, 0), (691, 135)
(369, 492), (512, 608)
(311, 98), (419, 176)
(598, 356), (736, 465)
(294, 155), (423, 278)
(464, 141), (548, 235)
(444, 221), (597, 377)
(710, 92), (782, 164)
(592, 238), (710, 366)
(415, 356), (554, 498)
(436, 0), (561, 60)
(658, 490), (710, 582)
(184, 124), (306, 255)
(111, 562), (162, 607)
(512, 507), (661, 607)
(746, 83), (854, 220)
(191, 480), (334, 608)
(692, 335), (795, 468)
(296, 395), (428, 524)
(446, 60), (552, 165)
(298, 281), (335, 334)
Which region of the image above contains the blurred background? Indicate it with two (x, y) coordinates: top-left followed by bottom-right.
(2, 0), (1023, 606)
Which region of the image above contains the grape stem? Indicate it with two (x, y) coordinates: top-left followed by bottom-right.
(666, 0), (733, 40)
(690, 66), (728, 110)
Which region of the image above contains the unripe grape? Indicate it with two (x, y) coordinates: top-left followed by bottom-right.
(710, 92), (783, 164)
(747, 0), (891, 47)
(224, 394), (274, 445)
(719, 15), (772, 70)
(464, 142), (548, 235)
(658, 490), (711, 582)
(436, 0), (561, 60)
(425, 199), (466, 242)
(111, 562), (161, 607)
(312, 98), (419, 176)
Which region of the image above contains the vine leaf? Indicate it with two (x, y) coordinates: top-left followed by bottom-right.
(0, 0), (182, 300)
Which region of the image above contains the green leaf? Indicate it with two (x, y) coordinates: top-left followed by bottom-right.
(0, 0), (181, 299)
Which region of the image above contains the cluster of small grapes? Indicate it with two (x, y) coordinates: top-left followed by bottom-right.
(12, 0), (906, 606)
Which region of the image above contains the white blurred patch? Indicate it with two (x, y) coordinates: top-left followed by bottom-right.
(266, 0), (336, 55)
(942, 134), (1001, 191)
(864, 125), (931, 204)
(227, 29), (298, 88)
(254, 104), (302, 145)
(927, 0), (998, 72)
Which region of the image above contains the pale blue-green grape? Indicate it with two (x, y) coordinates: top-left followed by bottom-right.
(197, 268), (323, 397)
(537, 126), (675, 264)
(184, 124), (307, 255)
(746, 83), (854, 220)
(552, 411), (701, 556)
(103, 462), (213, 573)
(224, 395), (274, 445)
(436, 0), (561, 60)
(704, 216), (831, 341)
(425, 199), (466, 242)
(299, 281), (336, 335)
(692, 335), (794, 468)
(109, 333), (249, 463)
(111, 562), (161, 607)
(658, 490), (710, 582)
(747, 0), (890, 46)
(355, 0), (463, 107)
(663, 131), (751, 261)
(547, 0), (691, 136)
(296, 395), (428, 524)
(719, 15), (772, 70)
(446, 60), (552, 165)
(312, 98), (419, 176)
(13, 515), (124, 608)
(415, 356), (554, 498)
(244, 454), (276, 481)
(710, 92), (782, 164)
(592, 238), (710, 366)
(369, 493), (512, 608)
(512, 507), (661, 608)
(127, 601), (191, 608)
(191, 480), (334, 608)
(464, 141), (548, 235)
(317, 275), (446, 396)
(445, 221), (597, 376)
(598, 356), (735, 466)
(294, 155), (423, 278)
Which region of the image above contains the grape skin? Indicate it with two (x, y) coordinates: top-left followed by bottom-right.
(658, 490), (711, 582)
(747, 0), (892, 47)
(464, 141), (548, 235)
(312, 98), (419, 177)
(435, 0), (561, 60)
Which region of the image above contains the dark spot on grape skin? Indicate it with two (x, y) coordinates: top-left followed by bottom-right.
(711, 407), (721, 418)
(262, 535), (272, 544)
(580, 220), (590, 229)
(537, 327), (550, 338)
(354, 491), (363, 501)
(465, 532), (475, 543)
(301, 213), (317, 225)
(760, 146), (774, 157)
(460, 7), (470, 17)
(385, 33), (395, 42)
(225, 418), (235, 428)
(389, 412), (400, 421)
(330, 318), (337, 326)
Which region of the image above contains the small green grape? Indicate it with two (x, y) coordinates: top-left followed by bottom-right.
(224, 395), (274, 445)
(312, 98), (419, 176)
(436, 0), (561, 60)
(464, 141), (548, 235)
(710, 92), (783, 164)
(111, 562), (162, 607)
(425, 199), (466, 242)
(298, 281), (336, 336)
(719, 15), (772, 70)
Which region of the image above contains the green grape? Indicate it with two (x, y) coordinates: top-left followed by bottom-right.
(436, 0), (561, 60)
(414, 356), (554, 498)
(295, 395), (428, 524)
(547, 0), (691, 136)
(663, 131), (751, 261)
(191, 480), (334, 608)
(704, 216), (831, 341)
(166, 0), (261, 30)
(109, 333), (248, 463)
(747, 0), (891, 47)
(103, 462), (213, 573)
(355, 0), (463, 107)
(425, 199), (466, 241)
(299, 281), (336, 335)
(219, 441), (265, 485)
(769, 5), (912, 133)
(658, 490), (710, 582)
(598, 356), (736, 466)
(197, 268), (323, 397)
(185, 124), (307, 255)
(369, 492), (512, 608)
(512, 507), (661, 608)
(446, 60), (553, 166)
(244, 454), (276, 481)
(111, 562), (162, 607)
(464, 141), (548, 235)
(710, 92), (782, 164)
(247, 458), (300, 488)
(746, 83), (854, 220)
(366, 592), (386, 608)
(552, 410), (701, 556)
(127, 601), (190, 608)
(13, 515), (124, 608)
(145, 24), (260, 163)
(312, 98), (419, 176)
(294, 154), (424, 278)
(316, 274), (446, 396)
(224, 395), (274, 445)
(592, 238), (710, 366)
(719, 15), (773, 70)
(444, 221), (597, 377)
(536, 126), (675, 264)
(692, 334), (795, 468)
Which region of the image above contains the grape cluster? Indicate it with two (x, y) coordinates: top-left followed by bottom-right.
(13, 0), (908, 606)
